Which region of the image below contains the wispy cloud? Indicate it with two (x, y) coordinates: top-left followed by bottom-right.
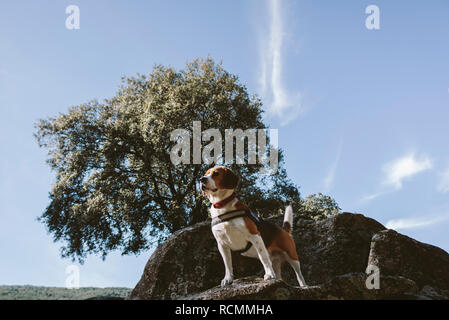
(360, 191), (387, 202)
(361, 152), (432, 202)
(323, 138), (343, 193)
(382, 152), (432, 190)
(259, 0), (302, 125)
(386, 213), (449, 230)
(437, 167), (449, 194)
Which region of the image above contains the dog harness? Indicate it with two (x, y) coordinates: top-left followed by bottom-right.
(211, 208), (262, 254)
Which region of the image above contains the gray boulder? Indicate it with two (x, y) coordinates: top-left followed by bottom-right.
(368, 229), (449, 290)
(182, 274), (420, 300)
(128, 212), (449, 300)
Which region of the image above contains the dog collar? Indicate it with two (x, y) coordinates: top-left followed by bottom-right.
(213, 192), (237, 209)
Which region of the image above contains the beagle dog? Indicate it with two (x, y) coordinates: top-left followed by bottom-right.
(200, 166), (306, 287)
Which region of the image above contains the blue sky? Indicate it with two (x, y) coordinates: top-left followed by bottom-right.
(1, 0), (448, 288)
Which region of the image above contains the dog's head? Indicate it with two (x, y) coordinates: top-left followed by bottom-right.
(199, 166), (239, 197)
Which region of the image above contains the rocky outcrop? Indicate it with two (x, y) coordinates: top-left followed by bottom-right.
(181, 274), (420, 300)
(368, 229), (449, 290)
(286, 212), (385, 286)
(128, 212), (449, 300)
(128, 220), (262, 300)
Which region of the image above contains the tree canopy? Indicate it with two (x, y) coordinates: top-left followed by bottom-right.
(35, 58), (339, 262)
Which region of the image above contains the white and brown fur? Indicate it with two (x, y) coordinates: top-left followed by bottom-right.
(200, 166), (307, 287)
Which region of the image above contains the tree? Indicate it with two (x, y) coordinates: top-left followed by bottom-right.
(35, 57), (337, 262)
(299, 193), (341, 220)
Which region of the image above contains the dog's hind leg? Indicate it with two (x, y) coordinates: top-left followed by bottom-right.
(285, 255), (307, 287)
(271, 254), (283, 280)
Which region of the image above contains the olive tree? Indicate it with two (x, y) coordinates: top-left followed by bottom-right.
(35, 58), (338, 262)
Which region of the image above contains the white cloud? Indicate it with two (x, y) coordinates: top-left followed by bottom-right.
(323, 139), (343, 193)
(259, 0), (302, 125)
(437, 167), (449, 194)
(386, 214), (449, 230)
(382, 152), (432, 190)
(360, 191), (387, 202)
(360, 152), (432, 203)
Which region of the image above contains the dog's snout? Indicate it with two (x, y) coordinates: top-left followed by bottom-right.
(200, 176), (208, 183)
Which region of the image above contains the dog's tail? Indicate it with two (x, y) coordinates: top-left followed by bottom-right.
(282, 205), (294, 234)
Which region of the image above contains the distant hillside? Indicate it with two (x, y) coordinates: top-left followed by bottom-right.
(0, 285), (131, 300)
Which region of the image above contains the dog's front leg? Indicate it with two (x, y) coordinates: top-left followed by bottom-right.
(248, 234), (276, 280)
(217, 242), (233, 287)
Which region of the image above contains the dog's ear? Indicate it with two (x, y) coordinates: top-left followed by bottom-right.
(222, 168), (240, 189)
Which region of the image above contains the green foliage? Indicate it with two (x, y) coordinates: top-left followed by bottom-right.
(35, 57), (339, 262)
(0, 286), (130, 300)
(298, 193), (341, 220)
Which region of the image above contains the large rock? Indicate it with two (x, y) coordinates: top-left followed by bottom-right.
(128, 221), (262, 300)
(128, 212), (449, 300)
(368, 229), (449, 290)
(287, 212), (385, 285)
(181, 274), (420, 300)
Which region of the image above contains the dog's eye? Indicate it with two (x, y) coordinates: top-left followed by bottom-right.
(212, 171), (219, 177)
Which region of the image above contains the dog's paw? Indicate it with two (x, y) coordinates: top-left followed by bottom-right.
(264, 273), (276, 281)
(221, 276), (233, 287)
